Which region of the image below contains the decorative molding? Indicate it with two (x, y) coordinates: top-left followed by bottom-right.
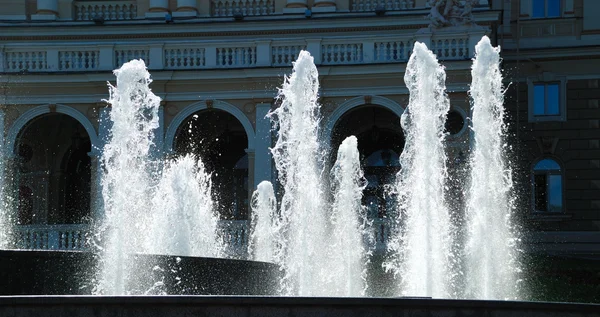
(536, 136), (559, 155)
(5, 104), (99, 157)
(323, 95), (405, 146)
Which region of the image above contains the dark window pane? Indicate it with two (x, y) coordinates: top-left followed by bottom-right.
(548, 175), (563, 212)
(532, 0), (546, 17)
(534, 84), (546, 115)
(546, 83), (560, 115)
(534, 174), (548, 211)
(547, 0), (561, 17)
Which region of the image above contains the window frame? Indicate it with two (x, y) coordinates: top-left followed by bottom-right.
(531, 158), (565, 215)
(527, 75), (567, 122)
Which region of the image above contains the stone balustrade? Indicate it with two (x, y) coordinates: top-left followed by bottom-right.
(14, 224), (91, 250)
(0, 34), (478, 73)
(11, 217), (398, 255)
(211, 0), (276, 17)
(350, 0), (415, 12)
(73, 1), (137, 21)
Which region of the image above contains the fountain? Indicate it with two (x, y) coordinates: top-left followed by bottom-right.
(464, 36), (520, 300)
(383, 41), (455, 298)
(5, 35), (593, 313)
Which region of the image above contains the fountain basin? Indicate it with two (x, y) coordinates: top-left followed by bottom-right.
(0, 296), (598, 317)
(0, 250), (280, 295)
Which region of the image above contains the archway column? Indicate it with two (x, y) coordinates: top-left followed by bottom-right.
(246, 149), (255, 206)
(32, 0), (58, 20)
(253, 102), (272, 188)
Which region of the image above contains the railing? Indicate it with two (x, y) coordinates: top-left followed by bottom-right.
(322, 43), (363, 65)
(73, 1), (137, 21)
(350, 0), (415, 12)
(115, 49), (149, 68)
(4, 51), (47, 72)
(59, 50), (100, 71)
(14, 224), (90, 250)
(164, 47), (206, 69)
(430, 37), (469, 60)
(11, 219), (392, 254)
(211, 0), (275, 17)
(272, 45), (306, 66)
(219, 220), (249, 258)
(0, 35), (477, 73)
(217, 47), (256, 67)
(374, 40), (412, 63)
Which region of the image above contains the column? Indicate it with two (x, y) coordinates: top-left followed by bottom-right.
(93, 106), (112, 221)
(146, 0), (170, 18)
(32, 0), (58, 20)
(150, 105), (165, 160)
(313, 0), (336, 13)
(284, 0), (308, 14)
(88, 152), (103, 222)
(174, 0), (198, 17)
(253, 102), (273, 188)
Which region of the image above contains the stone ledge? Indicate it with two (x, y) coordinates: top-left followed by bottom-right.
(0, 296), (599, 317)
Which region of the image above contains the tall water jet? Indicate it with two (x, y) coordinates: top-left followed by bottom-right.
(269, 50), (327, 296)
(97, 59), (161, 295)
(147, 154), (220, 258)
(464, 36), (519, 300)
(326, 135), (369, 296)
(385, 42), (454, 298)
(248, 181), (280, 263)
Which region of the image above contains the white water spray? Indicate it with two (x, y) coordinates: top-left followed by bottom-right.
(269, 50), (327, 296)
(248, 181), (280, 262)
(97, 59), (161, 295)
(326, 136), (370, 296)
(147, 154), (219, 258)
(465, 36), (519, 300)
(385, 42), (454, 298)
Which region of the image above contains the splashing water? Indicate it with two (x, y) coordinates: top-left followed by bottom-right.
(269, 50), (328, 296)
(97, 59), (161, 295)
(248, 181), (280, 262)
(147, 154), (220, 258)
(96, 60), (222, 294)
(385, 42), (454, 298)
(464, 36), (520, 300)
(325, 136), (370, 296)
(0, 131), (11, 249)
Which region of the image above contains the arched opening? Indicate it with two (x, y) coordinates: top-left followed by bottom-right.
(330, 105), (404, 219)
(173, 109), (249, 220)
(16, 113), (92, 225)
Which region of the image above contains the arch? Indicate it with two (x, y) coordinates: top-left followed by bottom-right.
(164, 100), (255, 152)
(323, 95), (405, 146)
(446, 106), (469, 139)
(5, 104), (99, 157)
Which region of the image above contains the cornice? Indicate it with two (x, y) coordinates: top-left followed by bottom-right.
(0, 11), (500, 42)
(0, 83), (470, 105)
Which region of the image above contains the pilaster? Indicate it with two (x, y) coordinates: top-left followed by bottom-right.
(253, 102), (273, 188)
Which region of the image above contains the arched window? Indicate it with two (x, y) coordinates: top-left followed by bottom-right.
(533, 158), (563, 213)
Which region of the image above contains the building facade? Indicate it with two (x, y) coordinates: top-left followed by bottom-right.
(0, 0), (598, 264)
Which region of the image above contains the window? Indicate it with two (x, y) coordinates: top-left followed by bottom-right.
(528, 76), (567, 122)
(532, 0), (561, 18)
(533, 83), (560, 116)
(533, 159), (563, 213)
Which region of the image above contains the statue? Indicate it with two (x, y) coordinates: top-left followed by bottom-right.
(427, 0), (478, 28)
